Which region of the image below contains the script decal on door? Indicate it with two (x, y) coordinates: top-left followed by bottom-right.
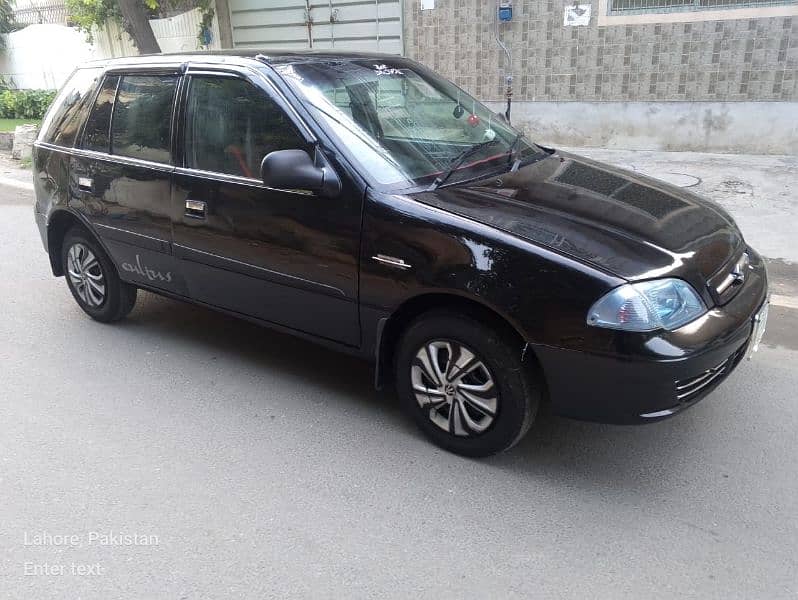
(121, 254), (173, 283)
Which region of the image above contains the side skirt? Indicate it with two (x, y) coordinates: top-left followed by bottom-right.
(131, 281), (371, 362)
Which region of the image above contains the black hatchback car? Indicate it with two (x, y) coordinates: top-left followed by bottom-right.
(33, 51), (768, 456)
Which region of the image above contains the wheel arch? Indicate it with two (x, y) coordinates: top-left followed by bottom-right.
(46, 210), (99, 276)
(374, 292), (544, 391)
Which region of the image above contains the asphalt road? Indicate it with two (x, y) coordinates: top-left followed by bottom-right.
(1, 183), (797, 599)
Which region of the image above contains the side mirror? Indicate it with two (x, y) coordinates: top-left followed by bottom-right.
(260, 148), (341, 197)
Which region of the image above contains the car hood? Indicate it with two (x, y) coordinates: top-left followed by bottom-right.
(409, 150), (743, 288)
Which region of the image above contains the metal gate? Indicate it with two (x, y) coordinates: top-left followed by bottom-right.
(228, 0), (403, 55)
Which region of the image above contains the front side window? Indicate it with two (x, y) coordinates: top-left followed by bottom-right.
(184, 76), (305, 178)
(275, 60), (541, 189)
(111, 75), (177, 163)
(40, 67), (102, 147)
(82, 75), (119, 153)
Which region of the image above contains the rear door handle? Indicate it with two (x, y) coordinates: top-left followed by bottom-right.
(78, 177), (93, 192)
(185, 199), (206, 219)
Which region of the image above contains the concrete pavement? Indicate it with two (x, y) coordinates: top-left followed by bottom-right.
(1, 151), (797, 599)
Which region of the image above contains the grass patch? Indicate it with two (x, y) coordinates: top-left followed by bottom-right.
(0, 118), (40, 132)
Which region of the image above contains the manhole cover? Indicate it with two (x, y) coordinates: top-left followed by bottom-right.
(655, 172), (702, 188)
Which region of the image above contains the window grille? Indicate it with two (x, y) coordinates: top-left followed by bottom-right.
(609, 0), (797, 14)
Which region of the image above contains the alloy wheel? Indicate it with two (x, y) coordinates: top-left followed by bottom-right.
(66, 243), (106, 308)
(411, 340), (498, 436)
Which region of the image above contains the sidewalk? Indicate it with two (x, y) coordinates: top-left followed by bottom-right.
(0, 153), (34, 189)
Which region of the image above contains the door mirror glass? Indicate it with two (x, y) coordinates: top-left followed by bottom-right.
(261, 149), (340, 197)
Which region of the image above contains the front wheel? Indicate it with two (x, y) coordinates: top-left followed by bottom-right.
(395, 311), (540, 457)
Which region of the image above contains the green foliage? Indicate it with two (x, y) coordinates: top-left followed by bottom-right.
(65, 0), (121, 43)
(0, 90), (58, 120)
(197, 1), (215, 48)
(66, 0), (215, 48)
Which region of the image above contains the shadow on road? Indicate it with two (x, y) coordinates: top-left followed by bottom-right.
(116, 291), (726, 489)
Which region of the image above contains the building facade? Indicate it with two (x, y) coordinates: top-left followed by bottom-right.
(403, 0), (797, 153)
(220, 0), (798, 152)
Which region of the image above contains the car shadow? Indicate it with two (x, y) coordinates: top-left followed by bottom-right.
(121, 290), (382, 406)
(120, 291), (712, 491)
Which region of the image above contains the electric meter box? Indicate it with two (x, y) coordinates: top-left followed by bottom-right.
(498, 1), (513, 21)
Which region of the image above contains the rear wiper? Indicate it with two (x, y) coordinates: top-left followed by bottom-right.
(429, 139), (499, 190)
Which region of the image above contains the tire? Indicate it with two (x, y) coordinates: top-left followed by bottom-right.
(62, 228), (137, 323)
(395, 311), (539, 457)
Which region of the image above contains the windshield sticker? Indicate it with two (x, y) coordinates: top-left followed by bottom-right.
(373, 64), (405, 76)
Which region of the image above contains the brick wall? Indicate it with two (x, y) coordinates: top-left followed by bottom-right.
(404, 0), (798, 102)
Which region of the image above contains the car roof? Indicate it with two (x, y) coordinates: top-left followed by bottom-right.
(81, 49), (406, 69)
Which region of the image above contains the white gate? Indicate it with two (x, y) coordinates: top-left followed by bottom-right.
(229, 0), (403, 55)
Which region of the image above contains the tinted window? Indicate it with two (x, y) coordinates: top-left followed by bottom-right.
(41, 68), (102, 147)
(184, 76), (304, 178)
(82, 75), (118, 153)
(111, 75), (177, 163)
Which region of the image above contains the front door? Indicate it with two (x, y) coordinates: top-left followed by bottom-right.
(171, 70), (362, 346)
(70, 71), (184, 296)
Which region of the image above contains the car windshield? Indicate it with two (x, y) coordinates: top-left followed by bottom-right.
(273, 59), (541, 189)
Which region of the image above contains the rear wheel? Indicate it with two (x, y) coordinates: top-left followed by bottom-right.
(395, 311), (539, 457)
(62, 228), (137, 323)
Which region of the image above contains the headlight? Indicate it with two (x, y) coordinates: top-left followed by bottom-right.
(587, 278), (707, 332)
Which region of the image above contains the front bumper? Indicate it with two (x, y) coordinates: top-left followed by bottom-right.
(534, 248), (769, 424)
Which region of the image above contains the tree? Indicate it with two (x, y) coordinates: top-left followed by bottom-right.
(66, 0), (161, 54)
(67, 0), (215, 54)
(118, 0), (160, 53)
(0, 0), (15, 50)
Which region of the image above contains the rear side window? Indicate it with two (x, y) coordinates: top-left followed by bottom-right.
(40, 68), (102, 147)
(111, 75), (177, 163)
(184, 76), (305, 178)
(82, 75), (119, 153)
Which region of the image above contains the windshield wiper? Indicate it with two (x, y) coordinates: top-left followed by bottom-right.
(507, 132), (523, 170)
(429, 139), (499, 190)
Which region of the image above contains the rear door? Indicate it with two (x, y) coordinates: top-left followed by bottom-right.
(171, 67), (362, 346)
(70, 69), (185, 295)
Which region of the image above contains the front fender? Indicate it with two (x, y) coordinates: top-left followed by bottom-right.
(359, 191), (622, 352)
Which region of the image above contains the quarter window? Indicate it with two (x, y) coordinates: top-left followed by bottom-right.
(81, 75), (119, 153)
(111, 75), (177, 163)
(41, 68), (102, 147)
(184, 76), (305, 178)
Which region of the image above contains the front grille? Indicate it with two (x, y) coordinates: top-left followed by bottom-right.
(674, 346), (746, 403)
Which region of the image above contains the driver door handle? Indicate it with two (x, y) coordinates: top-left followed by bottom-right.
(185, 199), (206, 219)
